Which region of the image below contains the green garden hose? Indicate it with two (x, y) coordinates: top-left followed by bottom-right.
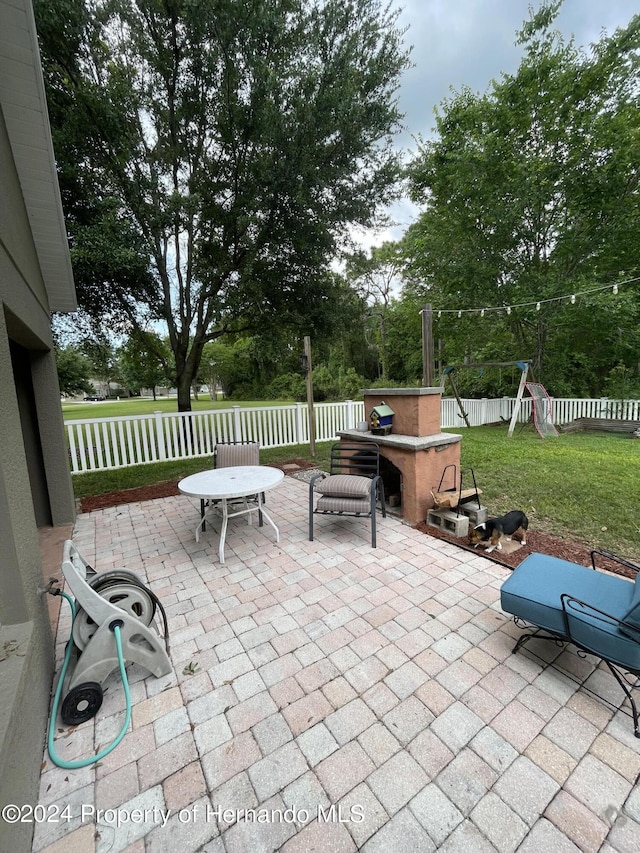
(47, 591), (132, 770)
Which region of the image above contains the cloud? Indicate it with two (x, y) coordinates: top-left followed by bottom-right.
(371, 0), (638, 245)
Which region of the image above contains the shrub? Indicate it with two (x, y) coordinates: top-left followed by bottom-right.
(264, 373), (306, 401)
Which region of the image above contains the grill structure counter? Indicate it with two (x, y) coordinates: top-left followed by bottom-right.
(338, 388), (462, 525)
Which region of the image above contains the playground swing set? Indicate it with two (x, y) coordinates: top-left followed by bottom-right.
(428, 361), (556, 541)
(440, 360), (558, 438)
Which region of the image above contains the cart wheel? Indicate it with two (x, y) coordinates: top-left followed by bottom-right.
(61, 682), (103, 725)
(72, 579), (157, 650)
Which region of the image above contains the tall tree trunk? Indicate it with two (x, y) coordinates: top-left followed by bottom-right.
(177, 373), (192, 412)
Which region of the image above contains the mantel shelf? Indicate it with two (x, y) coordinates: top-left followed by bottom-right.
(337, 429), (462, 452)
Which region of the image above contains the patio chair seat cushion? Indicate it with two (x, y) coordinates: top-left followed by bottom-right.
(501, 553), (640, 670)
(309, 441), (384, 549)
(566, 599), (640, 669)
(314, 474), (373, 499)
(316, 494), (371, 514)
(622, 574), (640, 629)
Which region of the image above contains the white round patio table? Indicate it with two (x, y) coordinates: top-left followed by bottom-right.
(178, 465), (284, 563)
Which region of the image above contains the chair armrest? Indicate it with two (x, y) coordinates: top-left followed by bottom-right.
(309, 472), (328, 490)
(373, 474), (385, 508)
(561, 594), (640, 643)
(590, 550), (640, 577)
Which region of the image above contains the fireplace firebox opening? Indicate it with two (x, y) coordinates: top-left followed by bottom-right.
(352, 449), (402, 511)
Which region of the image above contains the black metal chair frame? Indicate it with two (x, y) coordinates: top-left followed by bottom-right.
(308, 441), (386, 548)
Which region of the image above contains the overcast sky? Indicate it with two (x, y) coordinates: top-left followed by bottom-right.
(364, 0), (638, 246)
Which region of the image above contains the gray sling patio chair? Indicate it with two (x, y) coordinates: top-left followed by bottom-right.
(200, 440), (263, 530)
(309, 441), (386, 548)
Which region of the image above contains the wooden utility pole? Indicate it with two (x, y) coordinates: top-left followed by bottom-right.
(304, 335), (316, 457)
(421, 303), (434, 387)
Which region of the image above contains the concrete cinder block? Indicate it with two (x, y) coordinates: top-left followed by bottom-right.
(458, 504), (488, 526)
(427, 510), (470, 538)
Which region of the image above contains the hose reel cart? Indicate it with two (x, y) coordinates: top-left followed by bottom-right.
(57, 540), (172, 726)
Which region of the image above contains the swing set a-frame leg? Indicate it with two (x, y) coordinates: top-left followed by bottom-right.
(508, 363), (529, 437)
(449, 375), (471, 428)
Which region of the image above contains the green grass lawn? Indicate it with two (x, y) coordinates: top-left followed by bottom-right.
(70, 442), (332, 499)
(455, 426), (640, 560)
(61, 397), (295, 420)
(68, 417), (640, 562)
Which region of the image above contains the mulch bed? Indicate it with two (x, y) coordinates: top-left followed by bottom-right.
(415, 521), (636, 578)
(78, 480), (182, 513)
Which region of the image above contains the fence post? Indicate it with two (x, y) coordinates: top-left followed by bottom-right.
(480, 398), (487, 426)
(295, 403), (305, 444)
(154, 411), (166, 461)
(233, 405), (242, 441)
(346, 399), (354, 429)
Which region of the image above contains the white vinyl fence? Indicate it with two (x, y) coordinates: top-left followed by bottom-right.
(441, 396), (640, 428)
(66, 396), (640, 474)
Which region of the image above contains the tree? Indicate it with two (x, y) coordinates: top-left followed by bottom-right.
(346, 242), (406, 380)
(403, 2), (640, 389)
(200, 337), (266, 399)
(35, 0), (411, 411)
(119, 331), (173, 399)
(382, 290), (423, 384)
(80, 337), (120, 397)
(55, 345), (93, 396)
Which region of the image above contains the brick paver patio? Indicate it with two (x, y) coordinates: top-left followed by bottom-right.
(32, 475), (640, 852)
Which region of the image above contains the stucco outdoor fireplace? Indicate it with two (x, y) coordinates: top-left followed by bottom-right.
(337, 388), (463, 525)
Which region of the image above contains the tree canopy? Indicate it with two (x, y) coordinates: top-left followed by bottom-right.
(36, 0), (411, 409)
(54, 345), (93, 396)
(119, 331), (173, 398)
(402, 2), (640, 391)
(345, 242), (405, 380)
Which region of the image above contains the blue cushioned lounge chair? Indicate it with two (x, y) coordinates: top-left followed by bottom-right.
(501, 550), (640, 737)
